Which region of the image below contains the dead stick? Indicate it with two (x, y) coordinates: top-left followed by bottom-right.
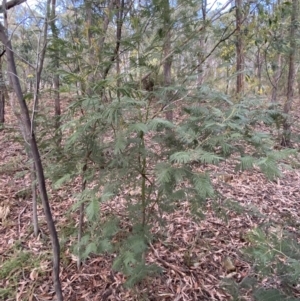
(149, 243), (187, 277)
(18, 205), (27, 239)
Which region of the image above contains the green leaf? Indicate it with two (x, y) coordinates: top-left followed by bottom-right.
(253, 288), (297, 301)
(102, 219), (119, 237)
(192, 173), (214, 200)
(194, 149), (223, 164)
(86, 199), (99, 221)
(53, 173), (71, 188)
(155, 163), (172, 184)
(236, 156), (256, 171)
(148, 118), (174, 131)
(170, 151), (191, 164)
(124, 262), (161, 287)
(98, 239), (113, 253)
(128, 123), (148, 133)
(114, 133), (127, 154)
(257, 157), (281, 180)
(101, 191), (115, 202)
(82, 242), (97, 258)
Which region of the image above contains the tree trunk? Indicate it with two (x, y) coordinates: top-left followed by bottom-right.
(235, 0), (244, 98)
(103, 0), (123, 80)
(256, 47), (262, 93)
(31, 159), (39, 236)
(116, 0), (124, 99)
(0, 92), (4, 124)
(197, 0), (207, 87)
(85, 0), (94, 95)
(33, 0), (51, 112)
(271, 54), (282, 103)
(270, 0), (284, 103)
(281, 0), (297, 146)
(31, 0), (51, 237)
(99, 0), (115, 53)
(163, 0), (173, 121)
(77, 160), (88, 269)
(0, 54), (5, 124)
(0, 22), (63, 301)
(50, 0), (61, 143)
(226, 64), (230, 95)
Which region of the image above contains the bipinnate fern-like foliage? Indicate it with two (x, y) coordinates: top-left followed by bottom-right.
(222, 226), (300, 300)
(40, 80), (295, 287)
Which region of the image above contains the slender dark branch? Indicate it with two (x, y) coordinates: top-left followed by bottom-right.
(191, 2), (260, 77)
(13, 51), (35, 69)
(0, 0), (26, 11)
(264, 43), (286, 90)
(103, 0), (126, 79)
(264, 44), (276, 90)
(190, 26), (237, 76)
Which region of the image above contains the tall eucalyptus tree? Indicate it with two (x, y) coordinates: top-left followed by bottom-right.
(50, 0), (61, 138)
(235, 0), (244, 97)
(0, 48), (5, 124)
(281, 0), (298, 146)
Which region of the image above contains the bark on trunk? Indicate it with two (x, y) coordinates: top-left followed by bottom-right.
(33, 0), (51, 112)
(0, 91), (4, 124)
(116, 0), (125, 99)
(31, 160), (39, 236)
(50, 0), (61, 143)
(0, 22), (63, 301)
(85, 0), (93, 95)
(281, 0), (297, 146)
(0, 54), (5, 124)
(271, 54), (282, 103)
(256, 47), (262, 92)
(163, 0), (173, 121)
(235, 0), (244, 98)
(197, 0), (207, 87)
(103, 0), (124, 79)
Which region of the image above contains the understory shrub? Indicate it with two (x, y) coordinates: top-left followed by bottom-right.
(42, 80), (295, 286)
(223, 226), (300, 301)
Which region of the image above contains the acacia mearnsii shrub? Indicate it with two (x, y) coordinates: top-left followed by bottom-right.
(42, 80), (294, 286)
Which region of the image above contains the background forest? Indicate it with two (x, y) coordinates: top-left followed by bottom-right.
(0, 0), (300, 300)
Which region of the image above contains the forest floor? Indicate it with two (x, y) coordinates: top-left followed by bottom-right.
(0, 96), (300, 301)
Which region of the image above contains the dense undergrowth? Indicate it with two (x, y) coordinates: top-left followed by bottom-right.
(1, 85), (300, 300)
(40, 83), (300, 298)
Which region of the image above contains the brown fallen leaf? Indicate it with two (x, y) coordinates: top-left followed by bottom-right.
(0, 204), (10, 220)
(218, 174), (234, 183)
(223, 257), (235, 272)
(30, 268), (39, 280)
